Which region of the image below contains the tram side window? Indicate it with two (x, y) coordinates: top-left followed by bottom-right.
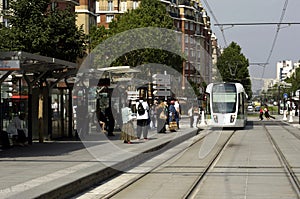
(238, 93), (243, 115)
(205, 94), (211, 114)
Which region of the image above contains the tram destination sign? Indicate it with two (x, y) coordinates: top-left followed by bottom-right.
(0, 60), (20, 70)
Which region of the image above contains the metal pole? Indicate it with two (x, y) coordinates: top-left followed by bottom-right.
(278, 86), (280, 115)
(299, 90), (300, 124)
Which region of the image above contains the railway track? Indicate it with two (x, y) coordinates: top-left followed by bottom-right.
(75, 121), (300, 199)
(263, 122), (300, 198)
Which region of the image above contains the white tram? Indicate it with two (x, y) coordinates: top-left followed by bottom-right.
(205, 82), (248, 128)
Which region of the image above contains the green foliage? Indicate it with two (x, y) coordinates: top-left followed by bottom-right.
(89, 0), (183, 72)
(0, 0), (87, 62)
(89, 25), (110, 50)
(284, 67), (300, 94)
(217, 42), (252, 98)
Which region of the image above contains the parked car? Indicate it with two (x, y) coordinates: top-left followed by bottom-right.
(247, 105), (254, 112)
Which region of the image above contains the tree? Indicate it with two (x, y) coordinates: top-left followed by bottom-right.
(89, 25), (109, 51)
(89, 0), (183, 72)
(0, 0), (87, 62)
(217, 42), (252, 98)
(284, 67), (300, 95)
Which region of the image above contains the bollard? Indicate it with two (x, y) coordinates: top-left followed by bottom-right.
(283, 110), (288, 121)
(289, 110), (293, 123)
(199, 111), (207, 126)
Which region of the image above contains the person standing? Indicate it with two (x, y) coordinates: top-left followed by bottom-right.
(105, 107), (115, 136)
(136, 98), (150, 140)
(156, 101), (168, 133)
(52, 99), (59, 120)
(193, 106), (200, 128)
(174, 100), (181, 129)
(188, 105), (194, 128)
(95, 108), (107, 133)
(168, 100), (179, 131)
(120, 107), (136, 144)
(7, 113), (27, 145)
(150, 100), (158, 129)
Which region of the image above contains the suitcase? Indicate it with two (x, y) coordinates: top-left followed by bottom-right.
(168, 121), (177, 132)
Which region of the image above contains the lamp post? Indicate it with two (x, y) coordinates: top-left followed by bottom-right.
(278, 85), (281, 115)
(298, 90), (300, 124)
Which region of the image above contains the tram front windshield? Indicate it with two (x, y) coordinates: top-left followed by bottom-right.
(212, 84), (237, 113)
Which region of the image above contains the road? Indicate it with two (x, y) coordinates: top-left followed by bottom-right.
(76, 120), (300, 199)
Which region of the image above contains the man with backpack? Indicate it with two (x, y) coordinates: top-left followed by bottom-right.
(136, 98), (149, 140)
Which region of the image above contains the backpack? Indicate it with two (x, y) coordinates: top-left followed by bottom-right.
(137, 102), (145, 115)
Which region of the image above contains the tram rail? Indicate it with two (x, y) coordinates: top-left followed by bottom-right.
(100, 130), (212, 199)
(75, 121), (300, 199)
(263, 123), (300, 198)
(183, 130), (236, 198)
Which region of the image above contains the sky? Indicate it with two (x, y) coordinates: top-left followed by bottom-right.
(202, 0), (300, 92)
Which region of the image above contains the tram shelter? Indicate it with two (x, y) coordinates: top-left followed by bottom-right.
(0, 51), (77, 144)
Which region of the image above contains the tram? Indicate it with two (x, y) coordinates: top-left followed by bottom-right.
(205, 82), (248, 128)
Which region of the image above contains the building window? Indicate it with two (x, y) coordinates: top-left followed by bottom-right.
(185, 47), (189, 56)
(106, 15), (114, 23)
(120, 0), (127, 12)
(3, 18), (9, 27)
(190, 49), (195, 57)
(108, 0), (113, 11)
(3, 0), (9, 10)
(190, 23), (194, 31)
(185, 34), (188, 44)
(185, 21), (189, 30)
(51, 2), (57, 11)
(133, 0), (139, 9)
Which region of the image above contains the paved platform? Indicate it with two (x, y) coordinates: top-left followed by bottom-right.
(1, 116), (298, 199)
(0, 118), (198, 199)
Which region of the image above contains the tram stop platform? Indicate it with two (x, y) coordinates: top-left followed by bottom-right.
(1, 116), (298, 199)
(0, 117), (198, 199)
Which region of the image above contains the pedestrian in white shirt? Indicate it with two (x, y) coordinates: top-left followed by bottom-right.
(136, 98), (149, 140)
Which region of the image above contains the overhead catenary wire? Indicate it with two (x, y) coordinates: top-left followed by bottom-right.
(261, 0), (289, 79)
(202, 0), (228, 47)
(203, 0), (290, 89)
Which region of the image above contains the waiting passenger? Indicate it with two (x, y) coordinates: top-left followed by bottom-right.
(7, 113), (28, 146)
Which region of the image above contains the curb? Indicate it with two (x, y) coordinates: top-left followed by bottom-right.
(31, 129), (199, 199)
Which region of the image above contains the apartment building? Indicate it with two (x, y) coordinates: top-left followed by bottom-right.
(0, 0), (80, 27)
(0, 0), (9, 27)
(276, 60), (294, 82)
(75, 0), (97, 34)
(96, 0), (213, 86)
(211, 33), (221, 81)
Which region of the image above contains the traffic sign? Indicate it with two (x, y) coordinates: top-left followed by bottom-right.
(153, 90), (171, 96)
(152, 74), (170, 80)
(153, 85), (171, 89)
(283, 93), (288, 99)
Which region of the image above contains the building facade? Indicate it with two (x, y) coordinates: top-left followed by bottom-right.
(276, 60), (294, 82)
(75, 0), (97, 34)
(0, 0), (80, 27)
(0, 0), (9, 27)
(95, 0), (213, 88)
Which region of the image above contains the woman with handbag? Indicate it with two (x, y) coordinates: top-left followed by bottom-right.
(156, 101), (168, 133)
(168, 100), (178, 132)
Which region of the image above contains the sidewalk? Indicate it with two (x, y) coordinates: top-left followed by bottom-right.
(0, 118), (198, 199)
(280, 113), (300, 128)
(249, 113), (300, 128)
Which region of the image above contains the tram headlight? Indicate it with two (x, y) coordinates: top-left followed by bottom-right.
(213, 115), (218, 123)
(230, 115), (236, 123)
